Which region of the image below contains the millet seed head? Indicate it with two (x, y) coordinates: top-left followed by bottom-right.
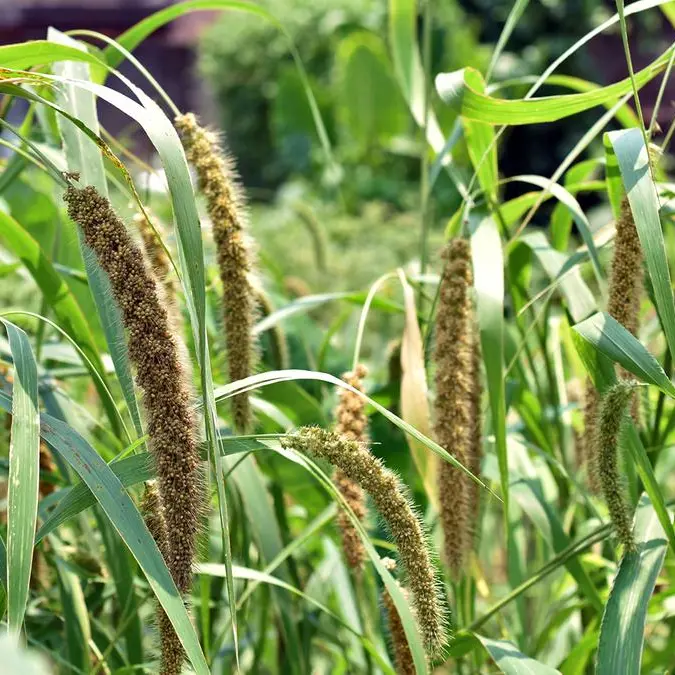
(595, 380), (638, 552)
(580, 380), (601, 493)
(382, 569), (417, 675)
(433, 238), (476, 578)
(282, 426), (448, 658)
(64, 185), (203, 675)
(175, 112), (258, 433)
(333, 365), (369, 572)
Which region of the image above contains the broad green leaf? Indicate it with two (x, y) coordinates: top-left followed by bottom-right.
(574, 312), (675, 397)
(463, 70), (498, 200)
(477, 635), (561, 674)
(596, 495), (669, 675)
(2, 320), (40, 635)
(0, 393), (209, 675)
(607, 128), (675, 361)
(0, 40), (103, 70)
(436, 46), (673, 125)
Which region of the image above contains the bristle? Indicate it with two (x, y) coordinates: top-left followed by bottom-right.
(64, 184), (203, 675)
(282, 427), (448, 658)
(175, 112), (258, 433)
(433, 238), (475, 578)
(334, 365), (369, 572)
(595, 381), (637, 552)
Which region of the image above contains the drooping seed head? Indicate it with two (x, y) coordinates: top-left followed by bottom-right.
(282, 426), (448, 658)
(175, 112), (258, 433)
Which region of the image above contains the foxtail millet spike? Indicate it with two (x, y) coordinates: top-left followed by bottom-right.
(467, 328), (483, 532)
(580, 381), (601, 493)
(281, 427), (448, 658)
(595, 380), (637, 552)
(175, 112), (258, 433)
(141, 483), (184, 675)
(608, 197), (644, 421)
(334, 364), (369, 572)
(381, 558), (416, 675)
(64, 185), (203, 598)
(433, 238), (475, 578)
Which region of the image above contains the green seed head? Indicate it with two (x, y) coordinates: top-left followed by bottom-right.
(596, 380), (638, 552)
(175, 112), (258, 433)
(282, 426), (448, 658)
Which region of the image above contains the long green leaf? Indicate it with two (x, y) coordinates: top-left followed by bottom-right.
(436, 46), (673, 125)
(2, 319), (40, 635)
(596, 495), (669, 675)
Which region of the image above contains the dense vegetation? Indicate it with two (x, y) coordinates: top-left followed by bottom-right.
(1, 1), (675, 674)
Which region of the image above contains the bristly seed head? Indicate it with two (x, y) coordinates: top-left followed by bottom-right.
(175, 112), (258, 434)
(334, 364), (369, 572)
(282, 426), (448, 658)
(64, 184), (203, 675)
(433, 238), (478, 578)
(381, 559), (417, 675)
(595, 380), (637, 552)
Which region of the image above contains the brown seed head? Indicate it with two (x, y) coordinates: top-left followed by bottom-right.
(334, 365), (369, 572)
(175, 112), (258, 433)
(142, 482), (184, 675)
(433, 238), (476, 578)
(580, 380), (601, 493)
(63, 185), (203, 602)
(282, 426), (448, 658)
(381, 558), (417, 675)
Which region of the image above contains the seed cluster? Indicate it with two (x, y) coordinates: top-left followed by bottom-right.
(595, 381), (637, 552)
(175, 112), (258, 433)
(142, 483), (184, 675)
(282, 427), (447, 658)
(64, 185), (203, 674)
(381, 558), (416, 675)
(580, 383), (600, 492)
(433, 238), (481, 578)
(333, 364), (369, 572)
